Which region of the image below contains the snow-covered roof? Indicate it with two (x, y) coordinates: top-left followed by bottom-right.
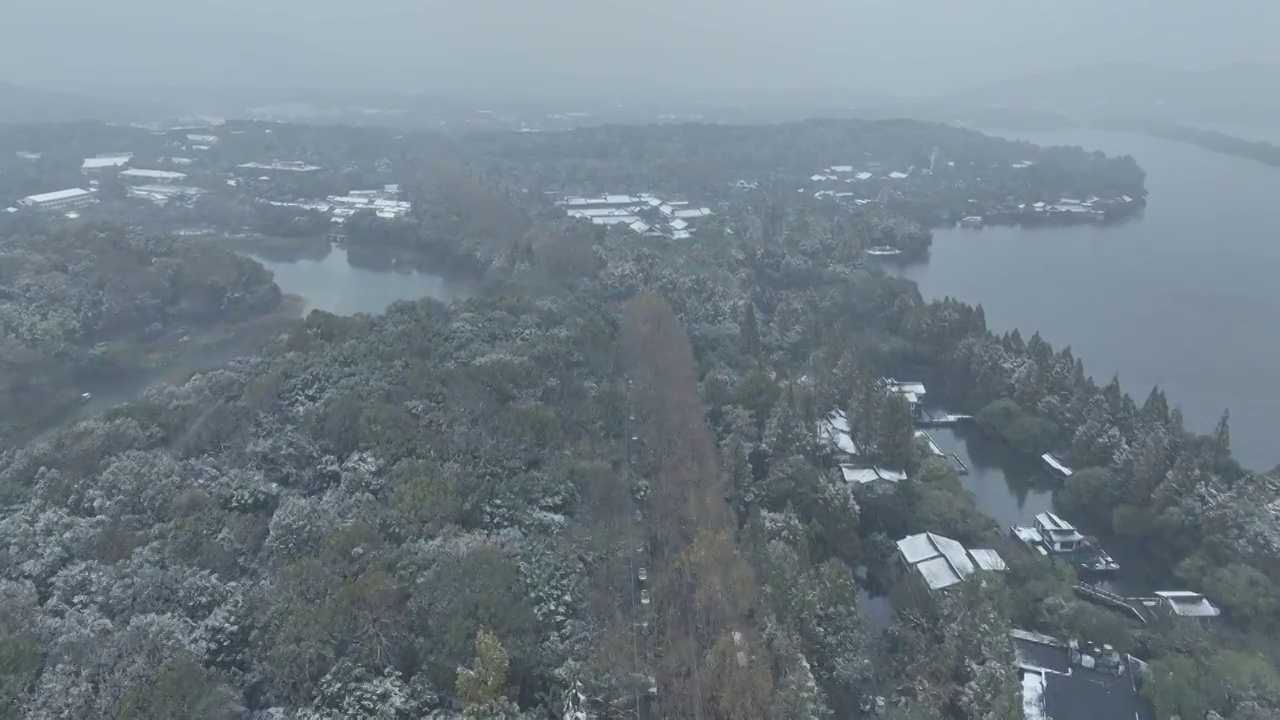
(81, 155), (132, 169)
(237, 161), (321, 172)
(1041, 454), (1074, 477)
(569, 207), (635, 217)
(669, 218), (689, 231)
(628, 220), (650, 234)
(840, 465), (906, 485)
(969, 548), (1008, 572)
(119, 168), (187, 180)
(1154, 591), (1221, 617)
(888, 171), (909, 179)
(1021, 671), (1047, 720)
(828, 165), (854, 173)
(671, 230), (692, 240)
(591, 215), (639, 225)
(21, 188), (92, 203)
(672, 207), (712, 219)
(1035, 512), (1075, 533)
(897, 532), (1004, 590)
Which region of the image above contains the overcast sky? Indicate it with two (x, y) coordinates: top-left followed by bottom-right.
(4, 0), (1278, 99)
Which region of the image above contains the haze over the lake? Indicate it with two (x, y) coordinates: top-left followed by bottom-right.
(4, 0), (1279, 99)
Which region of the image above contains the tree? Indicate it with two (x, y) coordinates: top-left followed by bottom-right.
(740, 302), (761, 361)
(457, 629), (512, 708)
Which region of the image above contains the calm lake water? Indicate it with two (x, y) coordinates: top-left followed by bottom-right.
(898, 128), (1280, 473)
(250, 245), (461, 316)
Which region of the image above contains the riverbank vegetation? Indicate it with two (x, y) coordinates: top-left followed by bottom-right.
(0, 228), (283, 446)
(4, 115), (1277, 719)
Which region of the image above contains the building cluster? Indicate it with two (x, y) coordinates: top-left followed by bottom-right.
(556, 193), (714, 240)
(264, 185), (411, 235)
(806, 163), (916, 207)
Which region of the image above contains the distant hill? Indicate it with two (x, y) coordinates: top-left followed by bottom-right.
(0, 81), (173, 124)
(936, 62), (1280, 126)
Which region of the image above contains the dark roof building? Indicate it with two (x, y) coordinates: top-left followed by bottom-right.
(1012, 630), (1151, 720)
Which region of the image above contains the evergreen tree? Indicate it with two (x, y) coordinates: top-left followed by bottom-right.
(457, 629), (511, 708)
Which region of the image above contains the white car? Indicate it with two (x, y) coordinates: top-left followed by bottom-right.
(637, 567), (648, 582)
(640, 590), (650, 605)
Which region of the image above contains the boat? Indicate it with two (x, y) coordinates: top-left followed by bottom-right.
(959, 215), (984, 226)
(1012, 512), (1119, 574)
(79, 392), (93, 403)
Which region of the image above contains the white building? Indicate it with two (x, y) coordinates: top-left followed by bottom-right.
(119, 168), (188, 183)
(819, 410), (859, 457)
(1153, 591), (1221, 619)
(840, 465), (908, 486)
(19, 188), (95, 212)
(896, 532), (1006, 591)
(81, 154), (132, 171)
(237, 161), (322, 172)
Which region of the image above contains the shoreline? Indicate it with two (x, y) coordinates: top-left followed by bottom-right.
(8, 298), (306, 447)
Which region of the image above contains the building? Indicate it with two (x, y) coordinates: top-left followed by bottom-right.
(880, 378), (927, 417)
(18, 188), (95, 212)
(896, 532), (1006, 591)
(237, 161), (322, 172)
(1152, 591), (1221, 620)
(119, 168), (188, 183)
(1041, 453), (1074, 479)
(818, 409), (859, 458)
(1012, 513), (1120, 574)
(1013, 630), (1149, 720)
(81, 154), (132, 171)
(126, 184), (205, 204)
(840, 465), (908, 491)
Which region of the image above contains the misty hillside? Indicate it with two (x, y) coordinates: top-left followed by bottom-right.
(940, 62), (1280, 125)
(0, 81), (172, 124)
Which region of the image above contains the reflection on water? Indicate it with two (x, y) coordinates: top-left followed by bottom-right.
(897, 128), (1280, 471)
(927, 424), (1056, 530)
(249, 244), (463, 316)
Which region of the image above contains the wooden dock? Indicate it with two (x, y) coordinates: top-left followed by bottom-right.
(948, 452), (970, 475)
(1073, 584), (1151, 625)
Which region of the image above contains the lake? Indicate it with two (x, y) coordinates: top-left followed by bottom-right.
(250, 244), (462, 316)
(897, 128), (1280, 473)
